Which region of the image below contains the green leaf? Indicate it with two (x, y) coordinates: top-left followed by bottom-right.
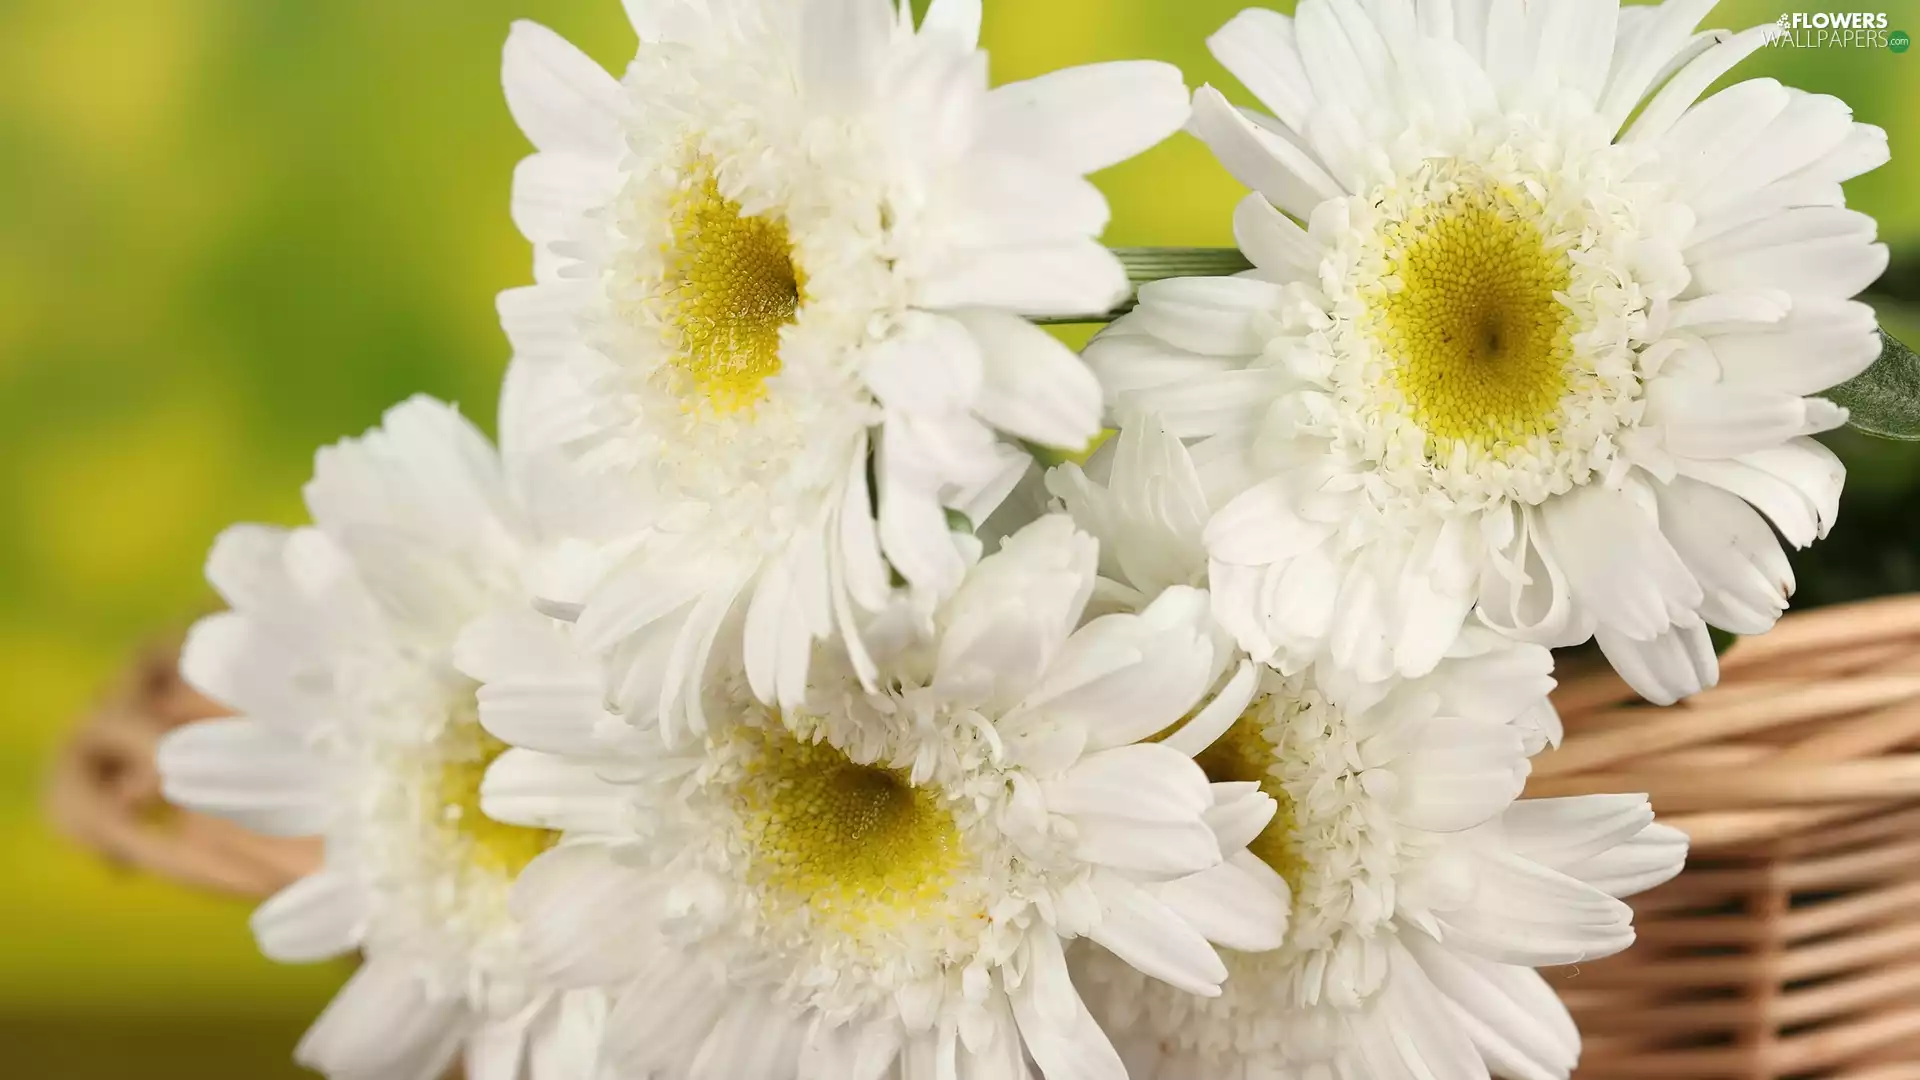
(1023, 429), (1116, 469)
(1034, 248), (1255, 325)
(1825, 329), (1920, 441)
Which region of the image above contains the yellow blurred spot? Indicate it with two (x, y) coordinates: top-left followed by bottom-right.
(20, 398), (242, 600)
(0, 0), (207, 168)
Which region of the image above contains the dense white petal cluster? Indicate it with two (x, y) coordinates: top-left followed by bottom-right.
(157, 393), (605, 1080)
(154, 0), (1900, 1078)
(496, 0), (1189, 738)
(1091, 0), (1887, 705)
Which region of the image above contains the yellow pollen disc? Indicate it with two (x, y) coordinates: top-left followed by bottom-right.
(660, 169), (804, 414)
(1370, 181), (1575, 456)
(435, 727), (558, 877)
(1191, 708), (1306, 895)
(734, 726), (968, 932)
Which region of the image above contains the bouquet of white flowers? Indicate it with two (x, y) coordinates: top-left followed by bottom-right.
(150, 1), (1912, 1078)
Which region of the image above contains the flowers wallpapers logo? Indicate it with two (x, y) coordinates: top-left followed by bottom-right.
(1768, 10), (1898, 47)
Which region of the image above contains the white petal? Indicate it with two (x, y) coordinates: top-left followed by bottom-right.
(296, 957), (469, 1080)
(876, 425), (969, 602)
(1069, 811), (1222, 880)
(1203, 785), (1278, 858)
(512, 844), (660, 988)
(1439, 850), (1637, 967)
(919, 0), (981, 48)
(1398, 720), (1529, 833)
(1159, 660), (1258, 758)
(922, 239), (1129, 317)
(156, 719), (332, 837)
(1675, 436), (1844, 548)
(1207, 8), (1314, 131)
(1537, 482), (1702, 642)
(936, 516), (1096, 714)
(1010, 934), (1127, 1080)
(1187, 86), (1342, 220)
(1082, 324), (1241, 407)
(1402, 937), (1579, 1080)
(1704, 297), (1880, 396)
(1501, 794), (1656, 870)
(179, 610), (326, 733)
(798, 1018), (903, 1080)
(1086, 869), (1228, 996)
(1151, 853), (1290, 953)
(251, 871), (366, 963)
(1293, 0), (1394, 132)
(465, 1014), (532, 1080)
(511, 151), (619, 248)
(1597, 0), (1719, 133)
(1233, 192), (1322, 283)
(1046, 744), (1213, 825)
(1130, 276), (1285, 357)
(686, 995), (809, 1080)
(458, 610), (616, 757)
(1623, 25), (1772, 145)
(480, 748), (630, 833)
(983, 61), (1190, 176)
(1652, 478), (1792, 635)
(1648, 378), (1845, 459)
(1688, 89), (1859, 218)
(305, 397), (521, 637)
(203, 524), (314, 635)
(1387, 519), (1479, 678)
(836, 430), (891, 613)
(603, 962), (732, 1076)
(502, 21), (625, 158)
(1111, 366), (1290, 440)
(1789, 120), (1890, 185)
(1596, 618), (1717, 706)
(798, 0), (891, 111)
(953, 308), (1104, 449)
(1428, 633), (1556, 726)
(949, 154), (1111, 252)
(1556, 821), (1689, 898)
(1019, 587), (1217, 751)
(497, 282), (589, 365)
(1351, 941), (1488, 1080)
(1204, 476), (1335, 568)
(1653, 77), (1791, 205)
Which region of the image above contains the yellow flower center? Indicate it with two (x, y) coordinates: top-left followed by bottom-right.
(733, 726), (969, 933)
(435, 727), (557, 877)
(659, 169), (804, 414)
(1191, 708), (1306, 895)
(1369, 180), (1575, 457)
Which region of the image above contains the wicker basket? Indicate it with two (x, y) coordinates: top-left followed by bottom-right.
(49, 600), (1920, 1076)
(1533, 595), (1920, 1079)
(46, 636), (319, 897)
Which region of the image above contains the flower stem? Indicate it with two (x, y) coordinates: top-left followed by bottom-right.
(1034, 247), (1253, 325)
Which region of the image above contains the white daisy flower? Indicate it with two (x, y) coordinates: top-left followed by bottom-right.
(156, 390), (602, 1080)
(1087, 0), (1890, 703)
(457, 514), (1290, 1079)
(1076, 648), (1687, 1080)
(1050, 408), (1686, 1079)
(495, 0), (1190, 734)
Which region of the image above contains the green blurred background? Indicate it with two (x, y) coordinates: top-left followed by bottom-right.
(0, 1), (1912, 1076)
